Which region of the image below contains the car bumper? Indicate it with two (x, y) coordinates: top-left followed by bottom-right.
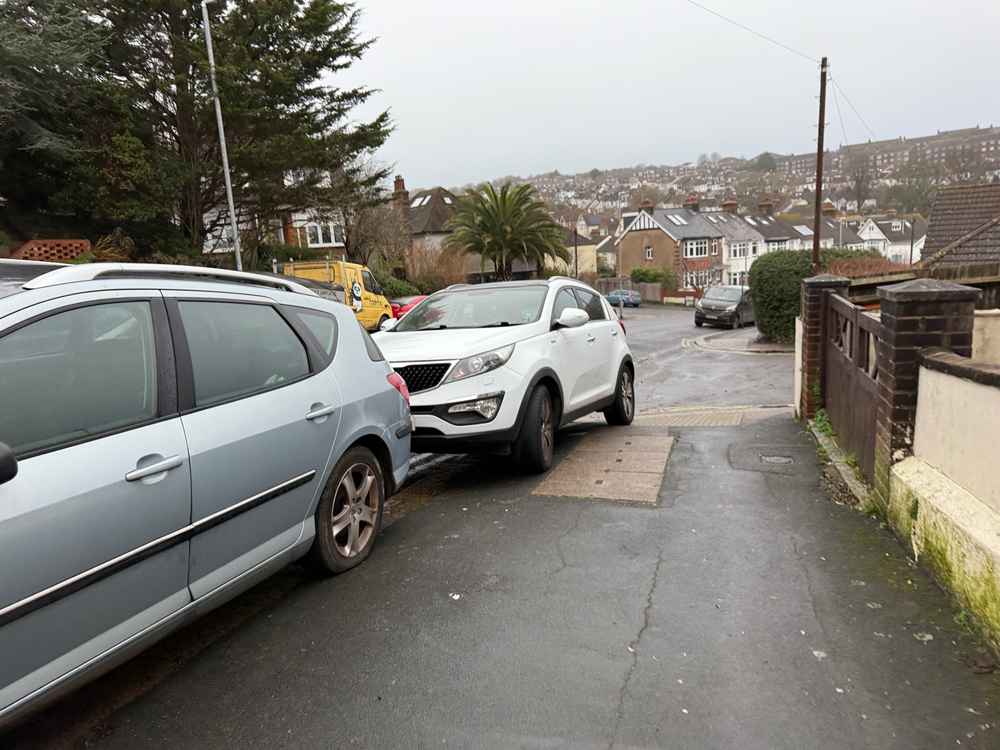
(403, 365), (530, 453)
(695, 309), (736, 324)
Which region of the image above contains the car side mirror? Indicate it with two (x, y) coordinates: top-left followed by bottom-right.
(0, 442), (17, 485)
(379, 317), (398, 332)
(553, 308), (589, 329)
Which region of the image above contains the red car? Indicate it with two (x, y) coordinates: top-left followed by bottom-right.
(390, 294), (428, 319)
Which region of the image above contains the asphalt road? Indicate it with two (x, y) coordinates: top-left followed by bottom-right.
(619, 306), (793, 411)
(5, 306), (998, 749)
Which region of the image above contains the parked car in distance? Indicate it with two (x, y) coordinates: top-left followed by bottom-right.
(0, 261), (411, 729)
(374, 279), (635, 473)
(390, 294), (428, 319)
(694, 285), (755, 329)
(606, 288), (642, 308)
(282, 259), (394, 331)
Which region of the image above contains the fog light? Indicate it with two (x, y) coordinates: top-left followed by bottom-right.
(448, 394), (502, 421)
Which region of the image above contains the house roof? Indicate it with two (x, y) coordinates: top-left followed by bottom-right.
(408, 187), (458, 235)
(564, 228), (596, 247)
(922, 184), (1000, 262)
(871, 218), (927, 244)
(649, 208), (724, 240)
(701, 212), (764, 243)
(738, 214), (796, 241)
(790, 218), (865, 245)
(580, 214), (603, 226)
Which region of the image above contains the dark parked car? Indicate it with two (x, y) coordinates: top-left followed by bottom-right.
(694, 285), (755, 329)
(606, 289), (641, 308)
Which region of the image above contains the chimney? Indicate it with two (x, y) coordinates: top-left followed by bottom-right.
(392, 174), (410, 219)
(721, 198), (738, 215)
(684, 194), (700, 212)
(640, 199), (655, 215)
(821, 199), (838, 217)
(758, 197), (774, 216)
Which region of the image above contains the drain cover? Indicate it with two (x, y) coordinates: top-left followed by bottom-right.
(760, 454), (794, 465)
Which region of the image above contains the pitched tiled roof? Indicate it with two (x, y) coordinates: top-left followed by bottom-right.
(739, 214), (796, 241)
(650, 208), (724, 240)
(564, 228), (596, 247)
(873, 218), (927, 244)
(923, 184), (1000, 262)
(791, 218), (864, 245)
(702, 212), (764, 243)
(408, 187), (458, 235)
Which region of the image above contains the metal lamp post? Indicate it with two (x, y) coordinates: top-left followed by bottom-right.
(201, 0), (243, 271)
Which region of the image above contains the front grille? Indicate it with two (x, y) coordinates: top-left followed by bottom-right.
(395, 363), (451, 394)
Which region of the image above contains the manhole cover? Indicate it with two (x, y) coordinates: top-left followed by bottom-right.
(760, 455), (794, 465)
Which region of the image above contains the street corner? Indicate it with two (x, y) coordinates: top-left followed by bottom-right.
(682, 325), (795, 355)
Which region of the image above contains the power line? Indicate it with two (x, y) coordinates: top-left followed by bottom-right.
(831, 78), (877, 141)
(681, 0), (819, 64)
(830, 76), (849, 148)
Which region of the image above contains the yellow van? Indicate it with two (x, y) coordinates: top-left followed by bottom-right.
(283, 259), (394, 330)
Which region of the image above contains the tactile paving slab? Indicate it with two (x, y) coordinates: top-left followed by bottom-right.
(533, 430), (674, 504)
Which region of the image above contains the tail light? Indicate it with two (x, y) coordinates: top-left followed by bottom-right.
(387, 371), (410, 405)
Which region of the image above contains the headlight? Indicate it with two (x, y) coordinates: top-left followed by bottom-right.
(443, 344), (514, 384)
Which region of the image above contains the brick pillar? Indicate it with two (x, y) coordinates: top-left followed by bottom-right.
(800, 274), (850, 419)
(872, 279), (980, 505)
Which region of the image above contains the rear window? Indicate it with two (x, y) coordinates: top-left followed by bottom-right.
(0, 262), (60, 299)
(358, 321), (385, 361)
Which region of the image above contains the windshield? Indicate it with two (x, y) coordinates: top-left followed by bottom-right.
(393, 285), (548, 331)
(704, 287), (744, 303)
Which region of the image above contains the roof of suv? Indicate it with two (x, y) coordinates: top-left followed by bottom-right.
(439, 278), (597, 293)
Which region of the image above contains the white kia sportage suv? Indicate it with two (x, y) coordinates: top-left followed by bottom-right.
(373, 278), (634, 472)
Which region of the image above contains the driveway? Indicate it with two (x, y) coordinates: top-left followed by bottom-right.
(6, 306), (998, 749)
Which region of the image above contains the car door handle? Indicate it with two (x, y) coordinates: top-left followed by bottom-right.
(586, 335), (597, 343)
(125, 455), (183, 482)
(305, 403), (337, 421)
(611, 329), (619, 337)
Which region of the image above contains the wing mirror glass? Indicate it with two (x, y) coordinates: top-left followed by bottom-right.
(554, 308), (589, 329)
(0, 442), (17, 485)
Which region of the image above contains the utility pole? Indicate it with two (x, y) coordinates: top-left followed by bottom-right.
(908, 218), (916, 265)
(574, 230), (579, 277)
(812, 56), (829, 273)
(201, 0), (243, 271)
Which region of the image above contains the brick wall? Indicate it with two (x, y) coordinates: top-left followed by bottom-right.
(617, 230), (680, 278)
(11, 239), (90, 263)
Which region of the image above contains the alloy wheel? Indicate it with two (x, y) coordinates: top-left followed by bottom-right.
(621, 369), (634, 420)
(540, 393), (554, 463)
(331, 463), (379, 558)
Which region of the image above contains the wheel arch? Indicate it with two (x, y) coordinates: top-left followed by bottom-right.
(519, 367), (564, 431)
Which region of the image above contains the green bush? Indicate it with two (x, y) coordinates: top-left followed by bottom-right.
(748, 249), (880, 343)
(373, 268), (420, 299)
(630, 267), (678, 289)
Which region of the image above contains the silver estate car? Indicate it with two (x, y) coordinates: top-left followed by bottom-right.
(0, 261), (411, 727)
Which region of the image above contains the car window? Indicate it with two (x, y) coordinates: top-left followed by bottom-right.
(178, 302), (309, 407)
(295, 309), (338, 358)
(394, 285), (548, 331)
(572, 288), (607, 321)
(0, 301), (157, 455)
(551, 288), (580, 322)
(704, 287), (743, 303)
(358, 320), (385, 361)
(362, 270), (379, 294)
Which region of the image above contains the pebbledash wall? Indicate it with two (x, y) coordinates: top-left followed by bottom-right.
(797, 276), (1000, 653)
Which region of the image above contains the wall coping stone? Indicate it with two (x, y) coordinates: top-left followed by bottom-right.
(802, 273), (850, 288)
(879, 278), (980, 303)
(920, 347), (1000, 390)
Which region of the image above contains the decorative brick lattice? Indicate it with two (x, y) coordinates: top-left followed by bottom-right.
(11, 239), (91, 263)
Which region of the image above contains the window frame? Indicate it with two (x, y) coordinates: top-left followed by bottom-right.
(549, 287), (581, 326)
(0, 296), (178, 460)
(165, 297), (324, 414)
(571, 287), (608, 322)
(684, 239), (709, 258)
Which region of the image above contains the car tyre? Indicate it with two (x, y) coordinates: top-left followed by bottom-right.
(732, 314), (742, 330)
(305, 446), (385, 575)
(695, 320), (703, 327)
(604, 363), (635, 426)
(513, 386), (555, 474)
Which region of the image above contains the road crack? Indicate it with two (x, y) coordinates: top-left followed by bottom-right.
(608, 545), (665, 750)
(553, 505), (586, 575)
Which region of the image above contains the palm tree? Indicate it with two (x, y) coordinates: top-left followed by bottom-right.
(444, 183), (569, 280)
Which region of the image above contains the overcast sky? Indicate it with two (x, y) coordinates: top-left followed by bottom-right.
(334, 0), (1000, 189)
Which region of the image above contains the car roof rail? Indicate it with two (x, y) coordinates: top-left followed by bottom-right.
(22, 263), (316, 295)
(444, 283), (471, 290)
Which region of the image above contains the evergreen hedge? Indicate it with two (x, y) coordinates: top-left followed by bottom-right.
(748, 249), (879, 343)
